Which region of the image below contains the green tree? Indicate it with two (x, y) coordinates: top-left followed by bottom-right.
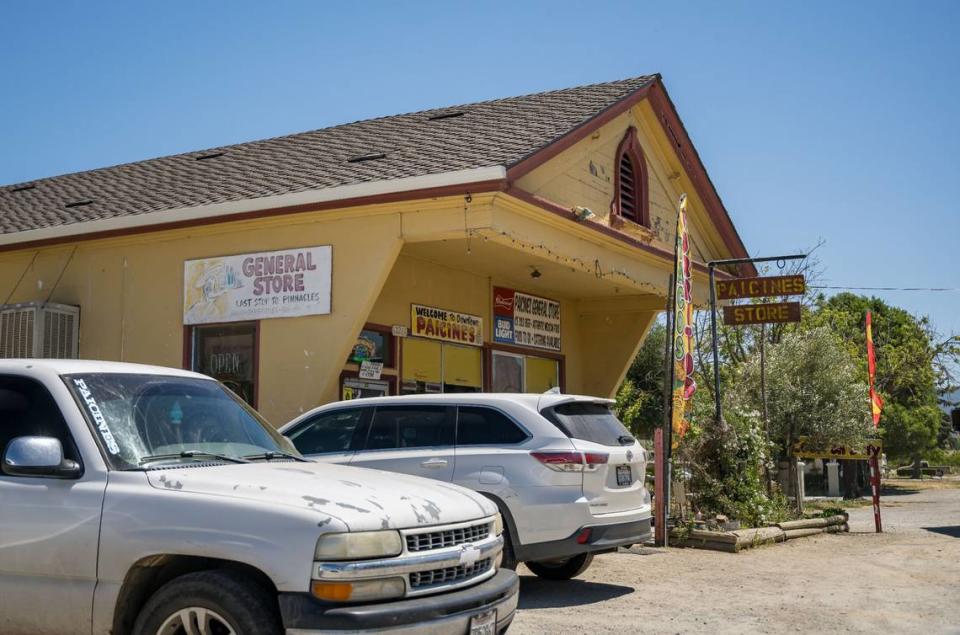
(615, 322), (666, 438)
(883, 403), (942, 472)
(735, 326), (870, 455)
(807, 293), (958, 468)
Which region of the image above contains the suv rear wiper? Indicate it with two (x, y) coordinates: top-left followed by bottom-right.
(617, 435), (635, 446)
(139, 451), (251, 466)
(243, 450), (310, 463)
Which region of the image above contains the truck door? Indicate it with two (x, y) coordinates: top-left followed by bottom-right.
(0, 375), (107, 635)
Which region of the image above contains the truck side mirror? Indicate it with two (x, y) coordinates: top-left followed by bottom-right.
(2, 436), (81, 479)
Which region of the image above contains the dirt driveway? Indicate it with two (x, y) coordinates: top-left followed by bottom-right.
(511, 479), (960, 634)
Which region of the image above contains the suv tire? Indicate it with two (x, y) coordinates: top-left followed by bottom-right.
(133, 569), (282, 635)
(526, 552), (594, 580)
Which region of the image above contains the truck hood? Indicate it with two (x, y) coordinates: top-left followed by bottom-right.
(145, 460), (494, 532)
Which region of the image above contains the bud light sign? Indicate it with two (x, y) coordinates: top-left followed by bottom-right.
(493, 286), (561, 351)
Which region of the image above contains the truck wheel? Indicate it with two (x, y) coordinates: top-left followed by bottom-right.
(133, 569), (282, 635)
(526, 553), (594, 580)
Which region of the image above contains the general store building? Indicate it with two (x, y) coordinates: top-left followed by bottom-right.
(0, 76), (752, 425)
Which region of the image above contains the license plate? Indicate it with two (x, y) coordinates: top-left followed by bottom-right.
(469, 609), (496, 635)
(616, 464), (632, 486)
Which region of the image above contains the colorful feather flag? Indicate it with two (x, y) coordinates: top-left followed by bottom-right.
(866, 310), (884, 427)
(671, 194), (696, 443)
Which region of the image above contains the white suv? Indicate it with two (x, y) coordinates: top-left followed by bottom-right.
(282, 393), (651, 580)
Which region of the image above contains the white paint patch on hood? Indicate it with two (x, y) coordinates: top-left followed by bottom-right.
(146, 461), (494, 532)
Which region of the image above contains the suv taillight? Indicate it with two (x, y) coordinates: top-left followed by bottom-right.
(531, 451), (609, 472)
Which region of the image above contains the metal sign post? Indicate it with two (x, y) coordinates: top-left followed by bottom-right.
(706, 254), (806, 425)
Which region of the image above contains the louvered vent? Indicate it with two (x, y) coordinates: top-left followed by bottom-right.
(0, 307), (35, 357)
(0, 303), (79, 359)
(42, 308), (77, 358)
(619, 153), (638, 222)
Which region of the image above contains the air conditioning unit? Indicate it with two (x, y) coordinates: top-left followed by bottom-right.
(0, 302), (80, 359)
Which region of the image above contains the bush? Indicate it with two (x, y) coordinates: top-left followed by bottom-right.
(925, 448), (960, 472)
(678, 403), (791, 527)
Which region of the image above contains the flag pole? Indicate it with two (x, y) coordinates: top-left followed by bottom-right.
(866, 310), (884, 533)
(655, 273), (675, 547)
(664, 196), (687, 540)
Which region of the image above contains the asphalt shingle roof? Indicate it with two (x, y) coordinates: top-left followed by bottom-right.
(0, 76), (657, 236)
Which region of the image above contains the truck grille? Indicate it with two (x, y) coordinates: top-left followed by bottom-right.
(408, 558), (492, 589)
(406, 522), (490, 552)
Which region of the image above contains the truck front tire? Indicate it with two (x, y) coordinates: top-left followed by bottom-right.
(132, 569), (282, 635)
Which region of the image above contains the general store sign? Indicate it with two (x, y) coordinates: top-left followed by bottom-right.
(184, 246), (332, 325)
(493, 286), (561, 352)
(410, 304), (483, 346)
(792, 437), (883, 460)
(723, 302), (801, 326)
(716, 275), (806, 300)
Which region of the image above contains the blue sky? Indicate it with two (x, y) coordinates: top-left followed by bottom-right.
(1, 1), (958, 336)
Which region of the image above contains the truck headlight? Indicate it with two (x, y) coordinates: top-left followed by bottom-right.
(311, 577), (406, 602)
(493, 513), (504, 537)
(315, 530), (403, 561)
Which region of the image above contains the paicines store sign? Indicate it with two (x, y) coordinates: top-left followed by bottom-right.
(493, 286), (561, 352)
(410, 304), (483, 346)
(184, 246), (332, 325)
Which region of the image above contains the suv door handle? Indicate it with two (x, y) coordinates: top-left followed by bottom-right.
(421, 459), (448, 468)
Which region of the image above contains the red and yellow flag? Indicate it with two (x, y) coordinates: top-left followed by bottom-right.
(866, 310), (883, 427)
(671, 194), (696, 443)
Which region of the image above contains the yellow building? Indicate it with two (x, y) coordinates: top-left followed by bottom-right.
(0, 75), (753, 425)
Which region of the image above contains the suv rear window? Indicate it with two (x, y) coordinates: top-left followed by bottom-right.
(542, 402), (633, 447)
(456, 407), (528, 445)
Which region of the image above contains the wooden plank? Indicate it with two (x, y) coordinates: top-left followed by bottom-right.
(783, 527), (824, 540)
(778, 518), (829, 531)
(732, 527), (785, 545)
(682, 529), (739, 544)
(672, 538), (741, 553)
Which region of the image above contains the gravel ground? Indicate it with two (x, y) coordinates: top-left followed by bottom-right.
(510, 479), (960, 634)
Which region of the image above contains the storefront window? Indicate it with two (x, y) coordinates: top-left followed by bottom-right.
(491, 351), (523, 392)
(347, 327), (393, 366)
(401, 338), (482, 394)
(443, 344), (482, 393)
(491, 350), (559, 393)
(191, 322), (257, 407)
(341, 376), (391, 400)
(525, 355), (559, 393)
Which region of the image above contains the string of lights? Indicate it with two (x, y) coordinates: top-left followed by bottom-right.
(468, 226), (662, 294)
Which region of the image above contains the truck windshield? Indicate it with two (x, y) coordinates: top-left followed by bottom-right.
(64, 373), (299, 470)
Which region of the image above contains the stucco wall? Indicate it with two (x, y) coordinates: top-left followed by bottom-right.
(0, 209), (403, 424)
(515, 101), (731, 266)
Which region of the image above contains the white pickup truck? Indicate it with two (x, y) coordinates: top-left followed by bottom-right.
(0, 360), (517, 635)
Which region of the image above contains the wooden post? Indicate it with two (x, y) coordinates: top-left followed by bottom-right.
(869, 454), (883, 533)
(654, 428), (666, 546)
(795, 457), (804, 515)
